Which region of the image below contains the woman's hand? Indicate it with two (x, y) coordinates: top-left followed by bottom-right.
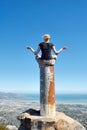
(63, 46), (68, 50)
(26, 46), (32, 50)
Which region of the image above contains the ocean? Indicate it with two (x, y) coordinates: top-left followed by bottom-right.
(19, 93), (87, 104)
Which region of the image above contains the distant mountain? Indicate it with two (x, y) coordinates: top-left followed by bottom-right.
(0, 92), (25, 100)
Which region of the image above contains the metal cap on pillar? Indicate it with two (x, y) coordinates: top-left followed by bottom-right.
(36, 58), (56, 117)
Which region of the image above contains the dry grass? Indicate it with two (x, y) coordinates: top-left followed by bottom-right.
(0, 124), (8, 130)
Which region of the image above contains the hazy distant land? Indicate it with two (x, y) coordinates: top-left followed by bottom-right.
(0, 92), (87, 129)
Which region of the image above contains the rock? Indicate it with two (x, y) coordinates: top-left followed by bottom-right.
(25, 108), (40, 116)
(6, 125), (18, 130)
(17, 109), (86, 130)
(55, 119), (72, 130)
(55, 119), (85, 130)
(17, 108), (40, 120)
(17, 113), (30, 120)
(55, 112), (86, 130)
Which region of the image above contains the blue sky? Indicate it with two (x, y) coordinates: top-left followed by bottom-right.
(0, 0), (87, 93)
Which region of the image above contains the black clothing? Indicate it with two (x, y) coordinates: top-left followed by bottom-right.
(39, 42), (54, 60)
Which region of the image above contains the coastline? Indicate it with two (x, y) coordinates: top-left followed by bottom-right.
(0, 92), (87, 104)
(1, 99), (87, 105)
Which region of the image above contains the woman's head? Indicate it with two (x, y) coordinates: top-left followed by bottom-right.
(43, 34), (51, 42)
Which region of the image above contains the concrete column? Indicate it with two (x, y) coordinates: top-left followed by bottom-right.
(40, 65), (56, 117)
(36, 58), (56, 117)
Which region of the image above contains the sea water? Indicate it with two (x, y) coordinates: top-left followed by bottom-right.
(20, 93), (87, 104)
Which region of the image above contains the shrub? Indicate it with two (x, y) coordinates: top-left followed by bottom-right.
(0, 124), (8, 130)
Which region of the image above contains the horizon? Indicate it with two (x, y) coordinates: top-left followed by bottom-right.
(0, 90), (87, 95)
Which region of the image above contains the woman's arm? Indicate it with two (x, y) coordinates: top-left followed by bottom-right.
(52, 46), (67, 55)
(34, 46), (40, 55)
(26, 46), (40, 56)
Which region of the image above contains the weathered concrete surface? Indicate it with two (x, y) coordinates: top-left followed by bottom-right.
(17, 109), (86, 130)
(40, 66), (55, 117)
(35, 58), (56, 117)
(36, 58), (56, 117)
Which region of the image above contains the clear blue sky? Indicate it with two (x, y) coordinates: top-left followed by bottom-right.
(0, 0), (87, 94)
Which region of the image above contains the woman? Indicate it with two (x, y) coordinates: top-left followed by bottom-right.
(26, 34), (67, 60)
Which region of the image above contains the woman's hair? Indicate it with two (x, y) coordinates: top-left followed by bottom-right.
(43, 34), (51, 39)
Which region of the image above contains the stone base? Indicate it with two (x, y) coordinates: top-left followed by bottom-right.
(17, 108), (86, 130)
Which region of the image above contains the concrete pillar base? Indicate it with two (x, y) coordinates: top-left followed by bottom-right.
(17, 108), (86, 130)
